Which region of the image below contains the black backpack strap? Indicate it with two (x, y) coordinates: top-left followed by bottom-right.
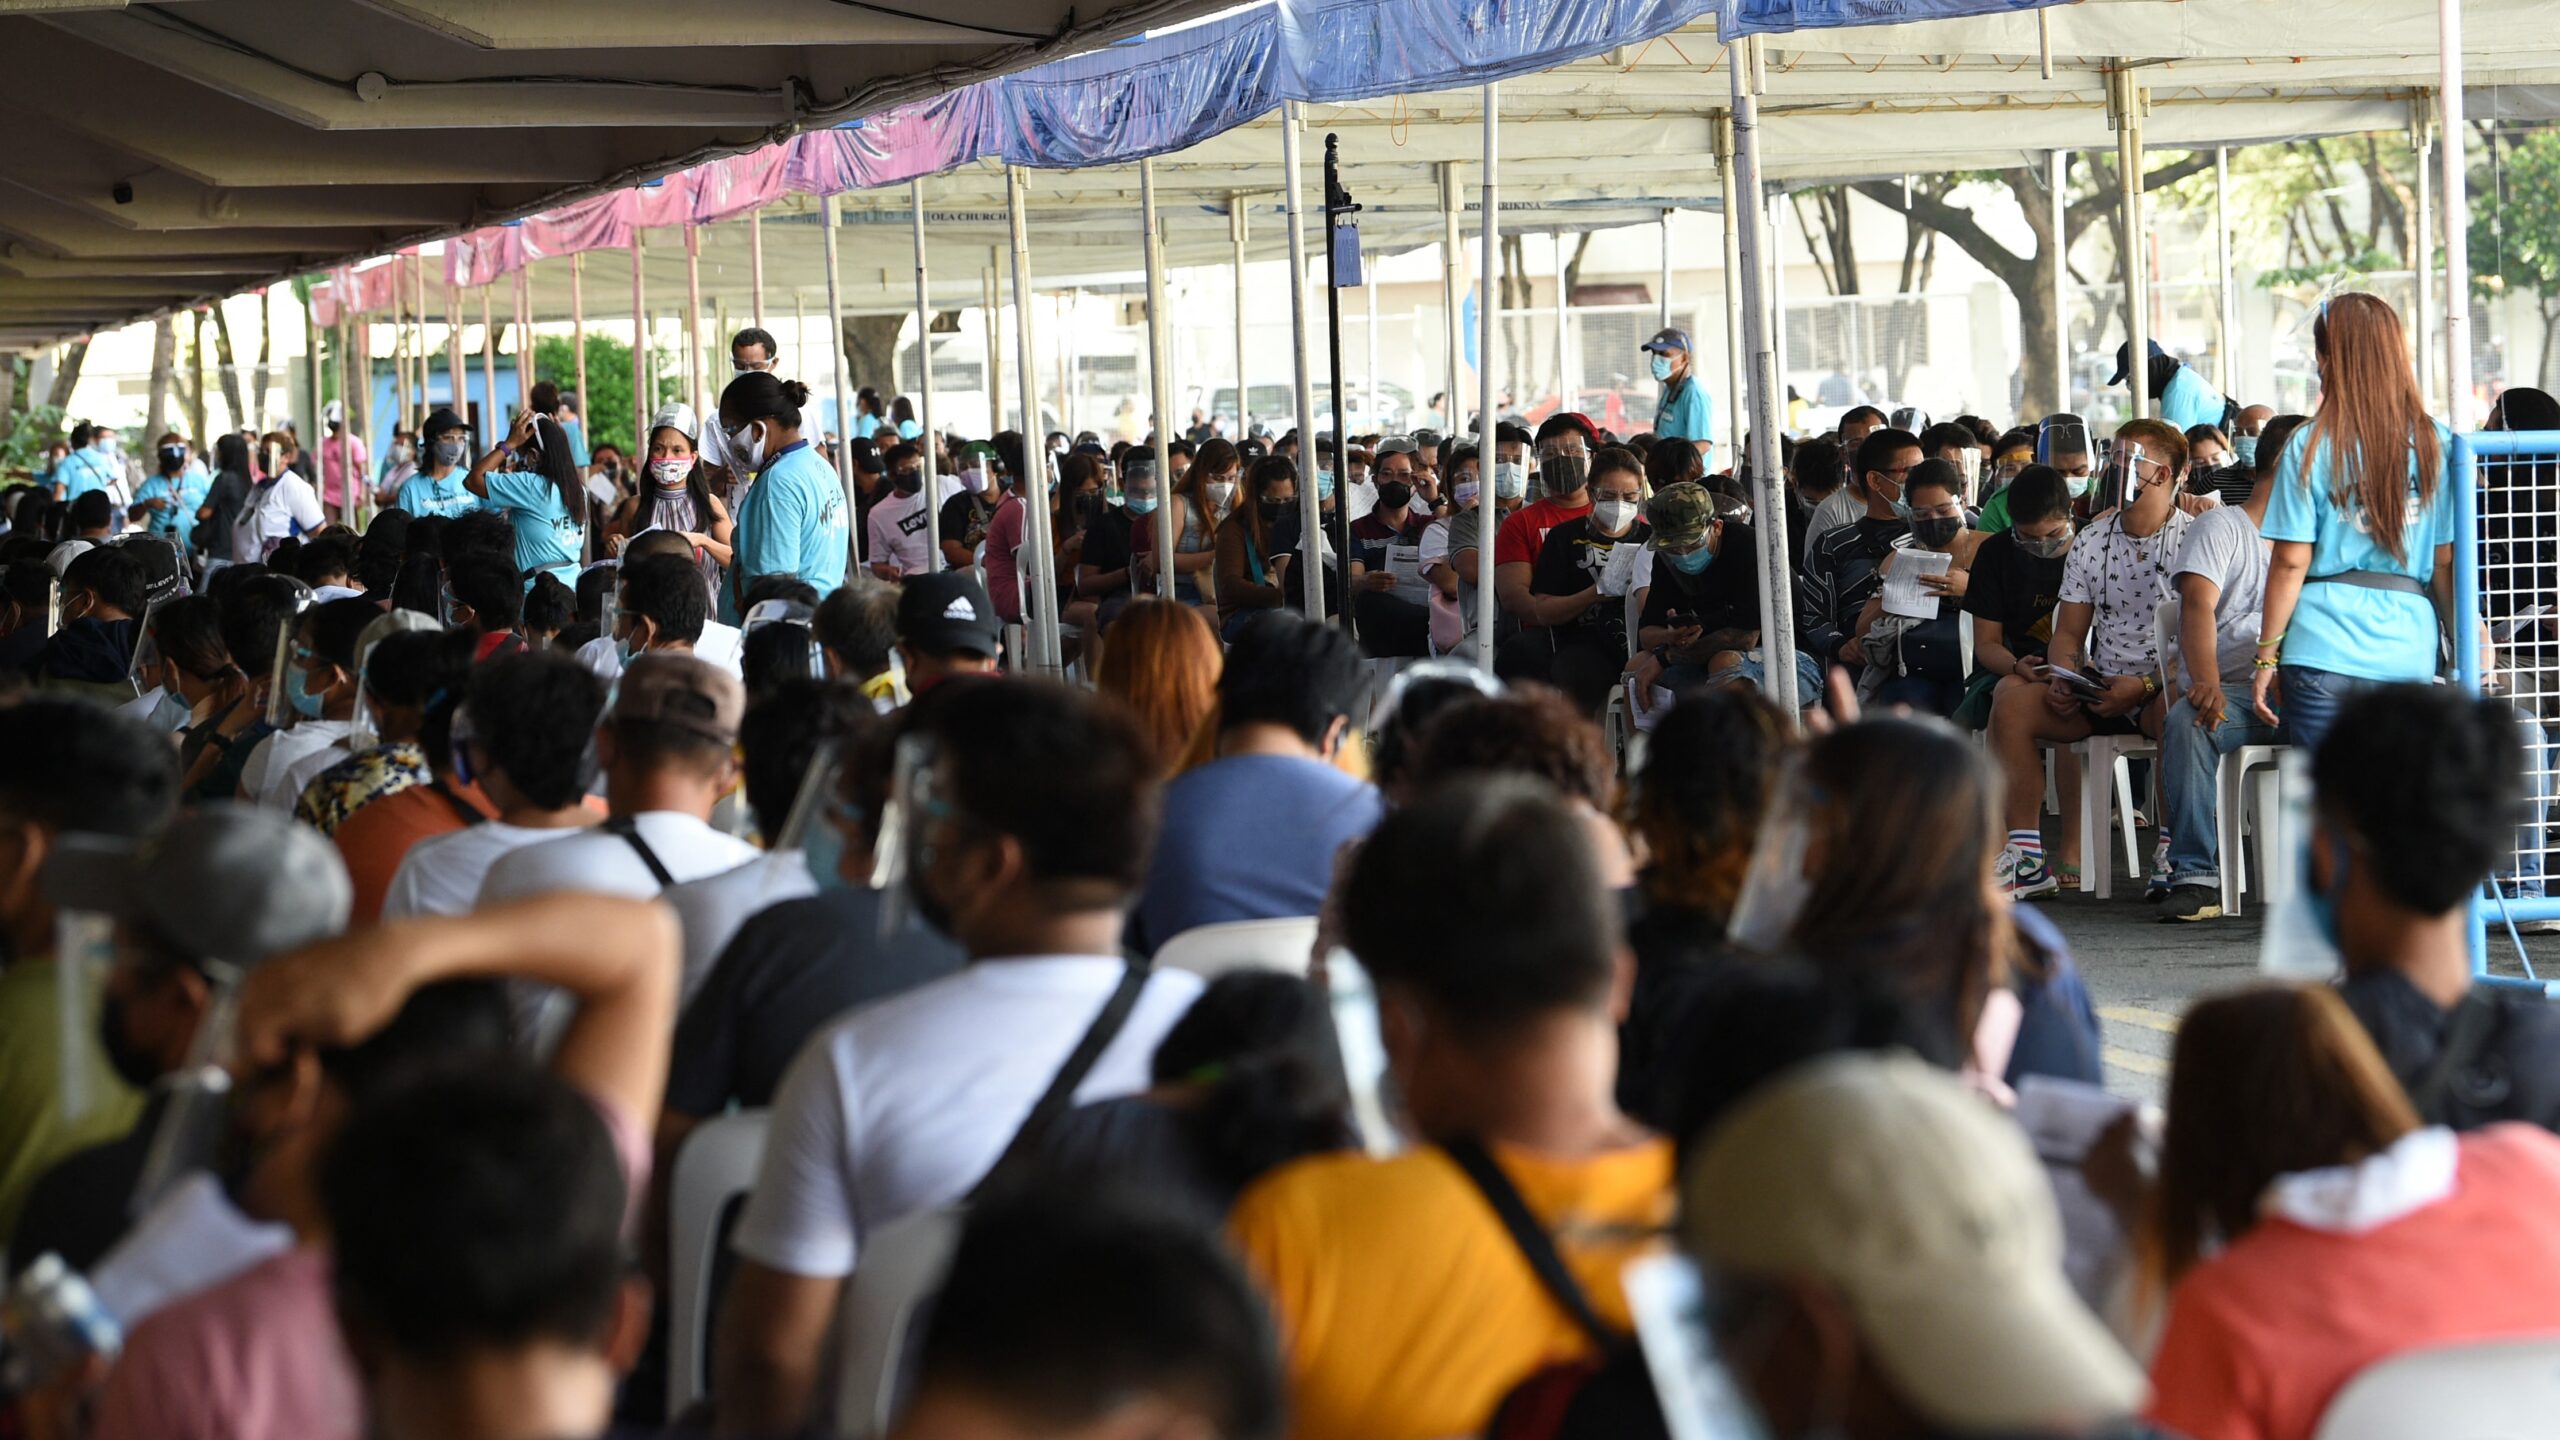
(602, 815), (678, 890)
(2413, 990), (2502, 1124)
(971, 959), (1150, 1200)
(1444, 1138), (1621, 1352)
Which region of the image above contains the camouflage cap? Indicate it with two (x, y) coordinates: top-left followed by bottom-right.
(1644, 481), (1715, 550)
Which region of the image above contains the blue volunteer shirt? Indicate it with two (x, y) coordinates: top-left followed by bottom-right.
(132, 476), (184, 538)
(178, 461), (212, 518)
(483, 470), (585, 584)
(2159, 366), (2226, 431)
(58, 447), (116, 501)
(2260, 418), (2457, 683)
(397, 470), (482, 521)
(732, 439), (849, 596)
(853, 413), (882, 441)
(1655, 373), (1713, 443)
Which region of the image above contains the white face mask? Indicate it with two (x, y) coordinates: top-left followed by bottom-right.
(1206, 480), (1236, 509)
(1593, 499), (1639, 534)
(959, 465), (988, 494)
(729, 420), (770, 473)
(650, 458), (691, 489)
(1454, 479), (1482, 508)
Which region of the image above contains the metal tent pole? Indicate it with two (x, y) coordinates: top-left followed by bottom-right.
(685, 225), (707, 424)
(572, 253), (590, 440)
(1731, 37), (1803, 717)
(1441, 161), (1464, 433)
(1006, 165), (1063, 671)
(2413, 109), (2437, 411)
(629, 235), (647, 458)
(446, 282), (465, 429)
(1768, 183), (1789, 408)
(1231, 195), (1250, 437)
(1366, 270), (1380, 438)
(479, 286), (497, 430)
(912, 179), (942, 569)
(1717, 115), (1746, 469)
(2441, 0), (2472, 425)
(1323, 134), (1359, 641)
(1283, 101), (1326, 622)
(749, 209), (767, 331)
(2214, 147), (2236, 393)
(1554, 232), (1570, 412)
(515, 267), (535, 396)
(2112, 69), (2150, 419)
(303, 287), (322, 465)
(1474, 82), (1501, 673)
(334, 321), (354, 525)
(982, 261), (1002, 433)
(1660, 207), (1675, 330)
(2051, 150), (2070, 415)
(1141, 158), (1178, 598)
(820, 193), (859, 567)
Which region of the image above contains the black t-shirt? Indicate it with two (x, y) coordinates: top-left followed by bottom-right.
(664, 887), (967, 1118)
(1638, 520), (1762, 637)
(1080, 506), (1136, 579)
(1962, 528), (2067, 664)
(2339, 968), (2560, 1134)
(10, 1091), (166, 1279)
(1531, 516), (1650, 634)
(939, 491), (997, 561)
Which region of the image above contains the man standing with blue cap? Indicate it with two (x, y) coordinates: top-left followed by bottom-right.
(1642, 326), (1715, 460)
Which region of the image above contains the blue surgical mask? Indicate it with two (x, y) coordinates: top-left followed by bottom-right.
(1316, 471), (1336, 502)
(2233, 434), (2259, 468)
(1669, 543), (1715, 575)
(1889, 497), (1913, 520)
(1495, 462), (1528, 500)
(286, 657), (328, 719)
(1650, 354), (1674, 382)
(2302, 827), (2345, 952)
(804, 817), (850, 892)
(1128, 495), (1159, 516)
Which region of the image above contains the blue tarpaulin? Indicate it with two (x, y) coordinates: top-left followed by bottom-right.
(1718, 0), (2070, 39)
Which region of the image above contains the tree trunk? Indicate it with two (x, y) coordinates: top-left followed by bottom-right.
(186, 310), (209, 443)
(46, 339), (89, 410)
(838, 313), (909, 427)
(2541, 301), (2559, 393)
(252, 289), (274, 431)
(145, 316), (175, 440)
(211, 300), (247, 433)
(0, 362), (15, 443)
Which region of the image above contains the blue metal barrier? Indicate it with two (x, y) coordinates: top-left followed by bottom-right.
(2454, 429), (2560, 994)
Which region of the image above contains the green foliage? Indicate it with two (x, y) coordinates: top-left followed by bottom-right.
(1, 404), (67, 479)
(533, 332), (684, 454)
(2471, 128), (2560, 306)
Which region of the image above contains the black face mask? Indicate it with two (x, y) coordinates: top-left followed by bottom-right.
(97, 989), (166, 1092)
(1912, 515), (1964, 550)
(1377, 481), (1413, 512)
(1071, 493), (1098, 523)
(1539, 453), (1589, 496)
(1266, 503), (1303, 557)
(894, 468), (924, 496)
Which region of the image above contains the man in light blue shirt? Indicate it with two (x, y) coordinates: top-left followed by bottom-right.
(1642, 327), (1715, 463)
(394, 408), (483, 520)
(2111, 339), (2230, 432)
(54, 423), (119, 503)
(1134, 613), (1383, 952)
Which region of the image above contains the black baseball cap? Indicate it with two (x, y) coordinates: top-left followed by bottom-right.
(897, 571), (1003, 659)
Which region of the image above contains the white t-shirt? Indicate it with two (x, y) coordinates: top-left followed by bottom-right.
(664, 848), (817, 1006)
(238, 720), (355, 810)
(730, 956), (1204, 1278)
(574, 622), (745, 684)
(2057, 509), (2193, 680)
(383, 819), (595, 920)
(865, 478), (964, 577)
(475, 809), (760, 909)
(233, 473), (325, 558)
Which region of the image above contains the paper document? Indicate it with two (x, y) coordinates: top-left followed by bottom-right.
(1599, 541), (1644, 599)
(2044, 662), (2109, 698)
(2015, 1074), (2146, 1311)
(1384, 543), (1431, 604)
(2495, 602), (2553, 644)
(1880, 549), (1951, 619)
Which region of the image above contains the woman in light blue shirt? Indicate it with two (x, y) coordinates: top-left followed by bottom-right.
(464, 410), (587, 585)
(723, 372), (850, 608)
(891, 395), (923, 442)
(2252, 293), (2454, 750)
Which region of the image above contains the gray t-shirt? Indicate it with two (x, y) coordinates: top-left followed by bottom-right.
(2171, 503), (2270, 689)
(1806, 486), (1864, 559)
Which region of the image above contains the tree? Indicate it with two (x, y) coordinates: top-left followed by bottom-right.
(251, 288), (274, 431)
(840, 313), (910, 408)
(210, 300), (249, 433)
(46, 339), (88, 411)
(1853, 151), (2214, 415)
(146, 316), (175, 440)
(2470, 125), (2560, 390)
(534, 332), (647, 456)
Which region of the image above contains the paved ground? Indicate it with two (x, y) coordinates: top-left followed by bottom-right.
(2038, 837), (2560, 1102)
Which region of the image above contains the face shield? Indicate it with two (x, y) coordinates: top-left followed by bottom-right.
(869, 733), (943, 941)
(1725, 758), (1818, 954)
(1888, 406), (1931, 433)
(2034, 415), (2095, 497)
(128, 953), (244, 1221)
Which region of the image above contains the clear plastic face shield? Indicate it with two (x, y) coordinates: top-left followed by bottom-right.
(2094, 438), (2156, 517)
(769, 740), (852, 891)
(262, 581), (318, 728)
(129, 952), (245, 1221)
(869, 733), (944, 941)
(1887, 406), (1931, 433)
(2261, 750), (2343, 980)
(126, 596), (162, 700)
(2034, 414), (2095, 497)
(1622, 1253), (1778, 1440)
(44, 577), (60, 638)
(1725, 758), (1818, 953)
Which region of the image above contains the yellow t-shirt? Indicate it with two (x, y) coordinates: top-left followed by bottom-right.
(0, 956), (144, 1238)
(1228, 1138), (1674, 1440)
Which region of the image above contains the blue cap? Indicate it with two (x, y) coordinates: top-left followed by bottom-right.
(1642, 327), (1694, 356)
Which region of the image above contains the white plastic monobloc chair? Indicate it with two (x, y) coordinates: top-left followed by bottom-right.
(2216, 743), (2288, 916)
(2313, 1334), (2560, 1439)
(832, 1206), (966, 1440)
(2073, 732), (2156, 899)
(1151, 915), (1321, 980)
(666, 1109), (771, 1417)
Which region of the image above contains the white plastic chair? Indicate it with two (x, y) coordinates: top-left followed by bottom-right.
(2314, 1334), (2560, 1439)
(665, 1109), (770, 1417)
(2216, 743), (2288, 916)
(2073, 732), (2155, 899)
(1151, 915), (1321, 979)
(831, 1206), (965, 1439)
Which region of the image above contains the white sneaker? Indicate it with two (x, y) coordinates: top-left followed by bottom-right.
(1997, 845), (2061, 900)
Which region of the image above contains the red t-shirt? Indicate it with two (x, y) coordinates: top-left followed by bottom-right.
(2146, 1124), (2560, 1440)
(1494, 497), (1592, 568)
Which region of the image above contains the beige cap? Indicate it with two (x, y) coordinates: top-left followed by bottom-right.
(610, 652), (744, 745)
(1683, 1053), (2145, 1433)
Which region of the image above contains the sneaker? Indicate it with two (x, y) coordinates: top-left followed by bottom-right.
(1998, 846), (2061, 900)
(2158, 884), (2224, 923)
(2146, 836), (2174, 900)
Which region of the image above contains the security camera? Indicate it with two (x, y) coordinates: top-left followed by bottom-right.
(111, 181), (134, 206)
